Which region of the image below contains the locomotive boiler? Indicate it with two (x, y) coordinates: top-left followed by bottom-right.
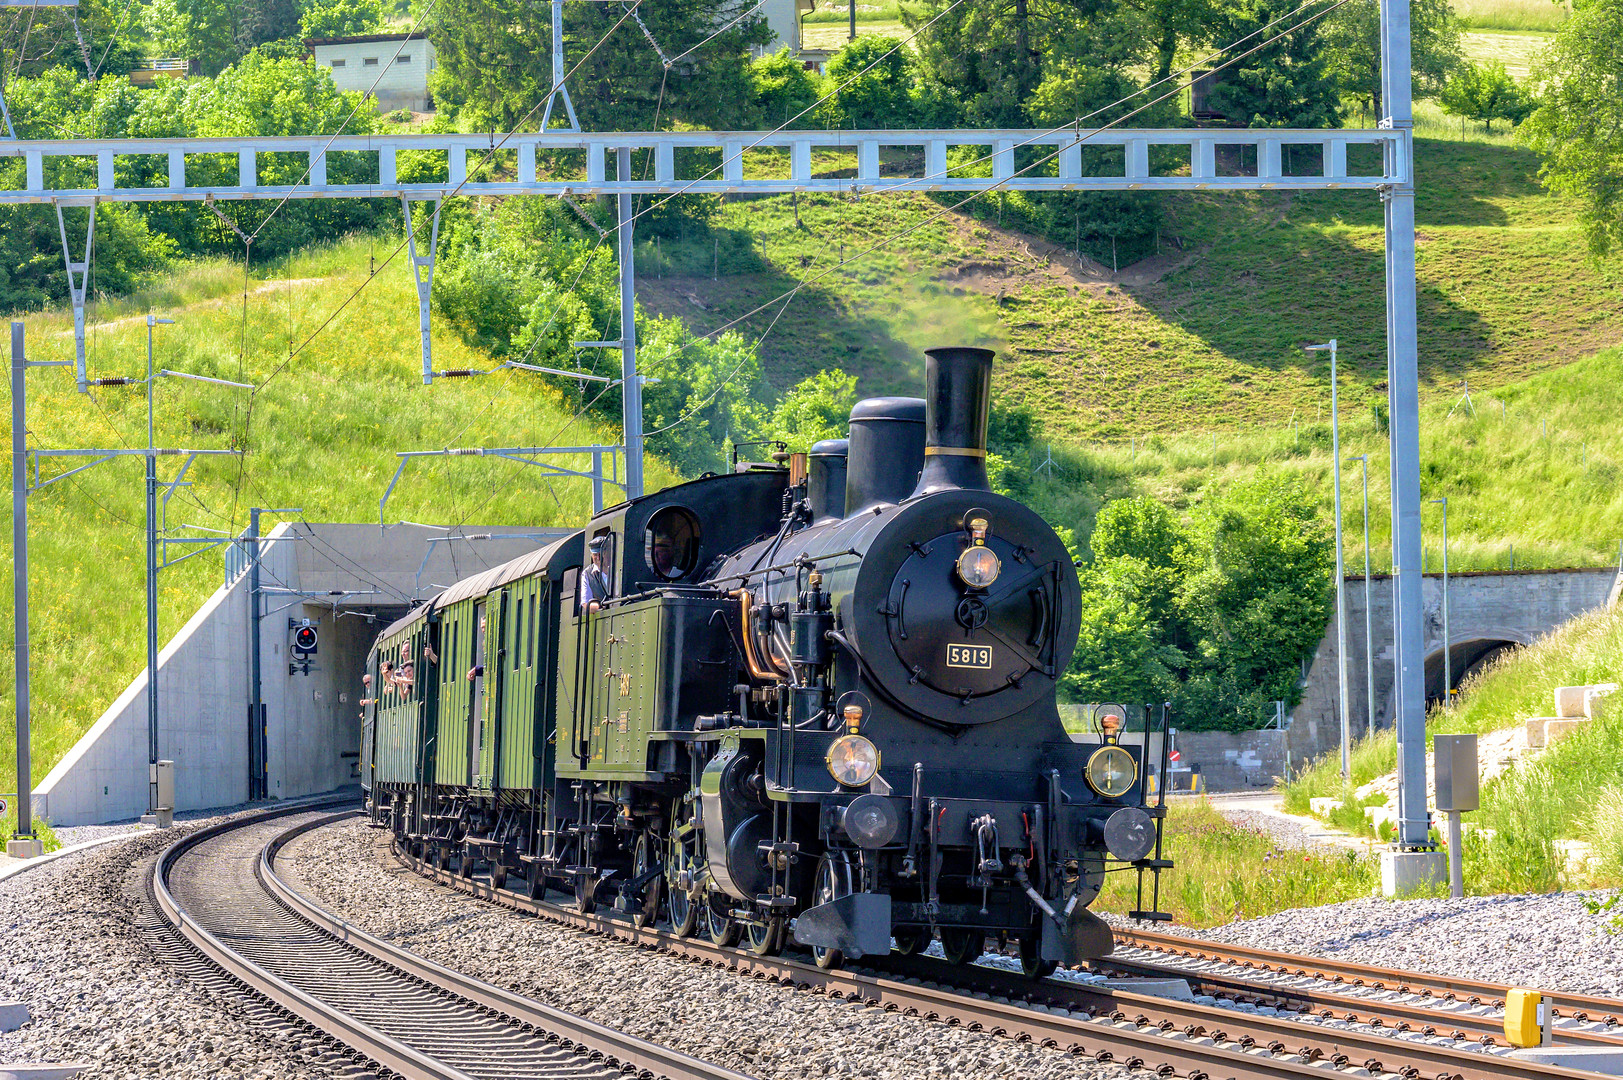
(363, 346), (1167, 975)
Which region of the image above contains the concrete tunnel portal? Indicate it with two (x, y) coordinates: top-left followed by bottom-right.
(35, 523), (566, 827)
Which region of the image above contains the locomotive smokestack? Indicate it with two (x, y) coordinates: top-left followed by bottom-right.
(807, 438), (849, 524)
(845, 397), (926, 513)
(913, 346), (994, 496)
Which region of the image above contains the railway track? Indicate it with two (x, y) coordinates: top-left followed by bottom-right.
(150, 803), (755, 1080)
(376, 825), (1616, 1080)
(1105, 929), (1623, 1046)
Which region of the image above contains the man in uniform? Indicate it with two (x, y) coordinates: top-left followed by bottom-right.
(580, 536), (610, 612)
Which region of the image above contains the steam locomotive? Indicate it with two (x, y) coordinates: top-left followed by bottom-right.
(363, 347), (1167, 974)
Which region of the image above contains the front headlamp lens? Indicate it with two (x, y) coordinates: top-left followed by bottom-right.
(956, 546), (1001, 589)
(1086, 745), (1137, 798)
(826, 734), (880, 787)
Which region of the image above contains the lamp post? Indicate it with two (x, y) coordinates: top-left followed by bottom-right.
(1439, 497), (1452, 702)
(1349, 454), (1375, 738)
(89, 316), (252, 822)
(1306, 340), (1350, 780)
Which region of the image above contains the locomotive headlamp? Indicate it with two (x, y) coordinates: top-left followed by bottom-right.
(826, 734), (880, 788)
(1085, 745), (1137, 798)
(956, 546), (1001, 589)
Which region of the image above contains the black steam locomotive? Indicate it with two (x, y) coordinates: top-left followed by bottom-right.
(364, 347), (1166, 974)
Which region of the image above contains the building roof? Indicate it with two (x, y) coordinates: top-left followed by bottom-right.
(304, 32), (429, 47)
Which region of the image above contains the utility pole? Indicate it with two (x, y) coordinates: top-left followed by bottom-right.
(618, 148), (645, 499)
(541, 0), (580, 132)
(9, 323), (25, 849)
(1307, 340), (1350, 780)
(1350, 454), (1375, 737)
(245, 506), (302, 800)
(849, 0), (857, 40)
(1442, 502), (1451, 702)
(1382, 0), (1433, 869)
(144, 316), (169, 820)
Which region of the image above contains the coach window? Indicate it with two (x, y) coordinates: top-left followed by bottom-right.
(645, 506), (701, 580)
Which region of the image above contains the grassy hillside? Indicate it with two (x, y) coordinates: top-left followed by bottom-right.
(643, 136), (1618, 438)
(0, 235), (676, 797)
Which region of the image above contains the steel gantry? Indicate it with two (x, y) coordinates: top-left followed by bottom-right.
(1, 17), (1436, 862)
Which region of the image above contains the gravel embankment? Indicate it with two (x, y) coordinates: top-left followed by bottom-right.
(282, 820), (1131, 1080)
(0, 810), (352, 1079)
(1122, 892), (1623, 997)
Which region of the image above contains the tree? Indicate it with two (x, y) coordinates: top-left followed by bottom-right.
(822, 36), (918, 129)
(751, 47), (822, 129)
(1204, 0), (1341, 128)
(1441, 60), (1532, 133)
(768, 369), (858, 451)
(1174, 475), (1333, 729)
(1521, 0), (1623, 259)
(146, 0), (240, 74)
(1063, 567), (1180, 706)
(431, 0), (770, 132)
(1322, 0), (1461, 117)
(300, 0), (384, 40)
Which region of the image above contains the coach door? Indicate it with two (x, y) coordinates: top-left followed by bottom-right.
(469, 600), (487, 779)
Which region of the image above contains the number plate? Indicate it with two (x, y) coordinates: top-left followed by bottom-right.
(946, 643), (993, 669)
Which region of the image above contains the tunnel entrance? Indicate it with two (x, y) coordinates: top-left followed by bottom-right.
(1424, 637), (1522, 708)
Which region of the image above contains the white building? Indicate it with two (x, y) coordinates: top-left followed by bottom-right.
(759, 0), (817, 56)
(306, 33), (437, 114)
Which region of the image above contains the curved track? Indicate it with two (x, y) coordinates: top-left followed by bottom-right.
(381, 826), (1613, 1080)
(152, 804), (755, 1080)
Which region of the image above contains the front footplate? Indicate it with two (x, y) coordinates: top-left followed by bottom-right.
(792, 892), (892, 957)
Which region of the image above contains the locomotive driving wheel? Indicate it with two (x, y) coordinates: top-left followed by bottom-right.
(743, 915), (785, 957)
(704, 892), (741, 947)
(632, 831), (662, 929)
(811, 853), (853, 971)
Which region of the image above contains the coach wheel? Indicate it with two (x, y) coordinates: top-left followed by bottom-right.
(1019, 933), (1058, 979)
(744, 915), (784, 957)
(490, 861), (508, 891)
(941, 928), (983, 966)
(811, 854), (852, 971)
(704, 892), (741, 947)
(458, 846), (475, 880)
(575, 871), (598, 915)
(632, 832), (662, 929)
(526, 867), (546, 901)
(435, 844), (451, 872)
(893, 928), (931, 957)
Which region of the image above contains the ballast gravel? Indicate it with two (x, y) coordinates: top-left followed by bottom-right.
(281, 820), (1132, 1080)
(0, 809), (351, 1080)
(1117, 891), (1623, 998)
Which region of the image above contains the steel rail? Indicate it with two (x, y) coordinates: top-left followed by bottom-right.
(260, 816), (757, 1080)
(1113, 929), (1623, 1025)
(153, 801), (461, 1080)
(1092, 955), (1623, 1049)
(383, 833), (1607, 1080)
(152, 803), (752, 1080)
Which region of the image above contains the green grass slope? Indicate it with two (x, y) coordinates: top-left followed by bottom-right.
(0, 235), (676, 797)
(643, 138), (1619, 441)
